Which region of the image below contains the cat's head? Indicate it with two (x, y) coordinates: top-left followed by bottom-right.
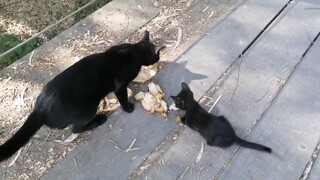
(170, 82), (194, 110)
(136, 31), (165, 66)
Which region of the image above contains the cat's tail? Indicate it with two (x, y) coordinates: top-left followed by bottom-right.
(0, 111), (43, 162)
(234, 136), (272, 153)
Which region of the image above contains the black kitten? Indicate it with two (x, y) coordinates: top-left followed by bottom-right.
(0, 31), (165, 162)
(171, 82), (271, 153)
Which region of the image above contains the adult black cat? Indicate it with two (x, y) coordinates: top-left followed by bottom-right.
(171, 82), (272, 153)
(0, 31), (165, 162)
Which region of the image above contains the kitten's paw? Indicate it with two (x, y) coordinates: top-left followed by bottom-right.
(122, 102), (134, 113)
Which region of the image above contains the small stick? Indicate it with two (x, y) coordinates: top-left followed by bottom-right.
(125, 138), (139, 152)
(28, 50), (35, 67)
(155, 168), (161, 180)
(3, 77), (12, 85)
(108, 138), (123, 150)
(177, 166), (189, 180)
(74, 156), (78, 169)
(137, 5), (145, 14)
(304, 7), (320, 10)
(202, 6), (209, 13)
(208, 95), (222, 113)
(8, 149), (22, 167)
(196, 142), (204, 163)
(198, 166), (206, 180)
(174, 27), (183, 49)
(45, 132), (52, 141)
(208, 10), (214, 18)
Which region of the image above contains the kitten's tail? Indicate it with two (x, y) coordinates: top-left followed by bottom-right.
(234, 136), (272, 153)
(0, 111), (43, 162)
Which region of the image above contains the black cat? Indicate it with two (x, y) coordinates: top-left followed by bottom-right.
(0, 31), (165, 162)
(171, 82), (272, 153)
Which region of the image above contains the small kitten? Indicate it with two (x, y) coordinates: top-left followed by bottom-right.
(171, 82), (271, 153)
(0, 31), (165, 162)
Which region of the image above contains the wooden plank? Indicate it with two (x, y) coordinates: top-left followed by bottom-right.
(132, 0), (301, 179)
(43, 0), (291, 179)
(309, 145), (320, 180)
(0, 0), (175, 179)
(219, 32), (320, 179)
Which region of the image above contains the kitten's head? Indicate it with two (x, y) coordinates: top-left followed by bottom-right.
(170, 82), (194, 110)
(136, 31), (165, 66)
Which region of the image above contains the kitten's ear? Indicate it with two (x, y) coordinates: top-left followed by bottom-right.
(181, 82), (191, 91)
(170, 95), (178, 100)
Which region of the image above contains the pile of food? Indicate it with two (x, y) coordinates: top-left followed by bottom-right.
(134, 82), (168, 118)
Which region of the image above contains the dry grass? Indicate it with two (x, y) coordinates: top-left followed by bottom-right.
(0, 0), (78, 40)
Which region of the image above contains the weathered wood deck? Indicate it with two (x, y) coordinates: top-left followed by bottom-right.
(1, 0), (320, 179)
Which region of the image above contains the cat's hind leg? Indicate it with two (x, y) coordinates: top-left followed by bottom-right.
(207, 136), (233, 148)
(81, 114), (108, 132)
(72, 114), (108, 133)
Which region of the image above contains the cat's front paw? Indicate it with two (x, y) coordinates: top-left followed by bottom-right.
(122, 102), (134, 113)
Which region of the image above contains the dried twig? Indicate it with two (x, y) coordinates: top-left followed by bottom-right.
(54, 133), (79, 144)
(3, 77), (12, 85)
(202, 6), (209, 13)
(156, 168), (161, 180)
(108, 138), (123, 150)
(74, 156), (78, 169)
(125, 138), (140, 152)
(304, 7), (320, 10)
(28, 50), (35, 67)
(45, 132), (52, 141)
(11, 87), (28, 107)
(8, 149), (22, 167)
(230, 56), (243, 102)
(208, 10), (214, 18)
(177, 166), (190, 180)
(198, 166), (206, 180)
(153, 13), (179, 22)
(208, 95), (222, 113)
(174, 27), (183, 49)
(196, 143), (204, 163)
(137, 5), (145, 14)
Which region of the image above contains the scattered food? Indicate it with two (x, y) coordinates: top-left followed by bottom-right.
(135, 82), (168, 118)
(175, 115), (182, 122)
(169, 102), (179, 111)
(173, 132), (179, 140)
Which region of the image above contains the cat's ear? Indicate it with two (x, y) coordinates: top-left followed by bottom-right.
(140, 30), (150, 42)
(181, 82), (191, 91)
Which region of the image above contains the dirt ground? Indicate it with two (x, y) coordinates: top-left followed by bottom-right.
(0, 0), (238, 179)
(0, 0), (83, 39)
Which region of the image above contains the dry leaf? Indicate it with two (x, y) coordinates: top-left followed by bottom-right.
(175, 115), (181, 122)
(134, 92), (145, 100)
